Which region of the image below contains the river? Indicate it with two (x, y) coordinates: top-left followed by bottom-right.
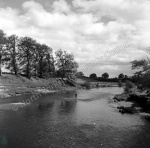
(0, 87), (150, 148)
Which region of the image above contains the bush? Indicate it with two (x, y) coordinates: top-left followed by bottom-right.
(140, 72), (150, 88)
(82, 81), (91, 89)
(96, 83), (100, 88)
(124, 80), (135, 93)
(118, 80), (123, 87)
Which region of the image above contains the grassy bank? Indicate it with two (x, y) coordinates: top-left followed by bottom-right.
(0, 74), (119, 99)
(0, 74), (77, 98)
(77, 77), (118, 88)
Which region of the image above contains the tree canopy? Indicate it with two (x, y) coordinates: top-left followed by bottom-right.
(0, 30), (6, 75)
(118, 73), (124, 79)
(55, 49), (78, 79)
(131, 58), (150, 87)
(102, 72), (109, 79)
(89, 73), (97, 79)
(76, 72), (84, 77)
(0, 30), (78, 80)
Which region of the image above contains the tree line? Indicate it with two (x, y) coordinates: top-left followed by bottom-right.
(87, 72), (129, 82)
(87, 57), (150, 87)
(0, 30), (78, 79)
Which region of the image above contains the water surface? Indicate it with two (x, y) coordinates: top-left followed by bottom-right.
(0, 87), (150, 148)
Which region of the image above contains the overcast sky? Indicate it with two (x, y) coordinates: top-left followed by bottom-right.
(0, 0), (150, 77)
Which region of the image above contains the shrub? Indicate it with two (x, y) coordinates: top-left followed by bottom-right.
(124, 80), (135, 93)
(118, 80), (123, 87)
(82, 81), (91, 89)
(96, 83), (99, 88)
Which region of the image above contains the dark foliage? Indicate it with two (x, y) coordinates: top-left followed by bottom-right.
(89, 73), (97, 79)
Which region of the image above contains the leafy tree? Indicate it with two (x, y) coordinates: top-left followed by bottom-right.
(124, 75), (128, 78)
(76, 71), (84, 77)
(118, 80), (123, 87)
(5, 35), (20, 75)
(102, 72), (109, 79)
(18, 37), (37, 78)
(0, 30), (6, 76)
(118, 73), (124, 79)
(131, 59), (150, 87)
(124, 80), (135, 93)
(55, 49), (78, 80)
(45, 48), (55, 77)
(35, 44), (51, 78)
(89, 73), (97, 79)
(131, 59), (148, 77)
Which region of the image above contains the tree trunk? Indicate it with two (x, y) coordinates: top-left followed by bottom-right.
(26, 51), (30, 78)
(27, 63), (30, 78)
(39, 57), (43, 78)
(61, 70), (65, 80)
(12, 55), (17, 76)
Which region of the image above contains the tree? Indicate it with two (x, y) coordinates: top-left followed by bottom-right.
(5, 35), (20, 75)
(45, 48), (55, 77)
(102, 72), (109, 79)
(131, 59), (148, 77)
(18, 37), (37, 78)
(124, 75), (128, 79)
(35, 43), (51, 78)
(118, 73), (124, 79)
(89, 73), (97, 79)
(0, 30), (6, 76)
(131, 59), (150, 87)
(55, 49), (78, 80)
(76, 71), (84, 77)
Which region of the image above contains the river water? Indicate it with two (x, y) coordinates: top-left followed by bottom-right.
(0, 87), (150, 148)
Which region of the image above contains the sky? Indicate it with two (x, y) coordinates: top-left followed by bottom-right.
(0, 0), (150, 77)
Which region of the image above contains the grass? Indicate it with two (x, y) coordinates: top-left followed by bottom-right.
(0, 74), (68, 98)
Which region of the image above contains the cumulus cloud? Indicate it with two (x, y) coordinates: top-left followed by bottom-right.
(0, 0), (149, 77)
(52, 0), (71, 13)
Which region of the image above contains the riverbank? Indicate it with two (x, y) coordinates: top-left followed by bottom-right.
(0, 74), (120, 99)
(113, 87), (150, 114)
(0, 74), (79, 98)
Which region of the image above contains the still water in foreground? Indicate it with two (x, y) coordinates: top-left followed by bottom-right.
(0, 87), (150, 148)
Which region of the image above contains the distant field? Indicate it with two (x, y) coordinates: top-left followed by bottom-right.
(77, 77), (118, 84)
(76, 78), (98, 84)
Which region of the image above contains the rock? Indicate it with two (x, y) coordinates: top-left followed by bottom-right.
(115, 88), (150, 114)
(119, 109), (126, 114)
(117, 106), (125, 109)
(118, 106), (137, 114)
(114, 94), (129, 102)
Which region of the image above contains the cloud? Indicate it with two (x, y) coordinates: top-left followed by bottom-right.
(52, 0), (71, 13)
(0, 0), (149, 77)
(72, 0), (150, 21)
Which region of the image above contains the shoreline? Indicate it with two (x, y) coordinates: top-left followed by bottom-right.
(113, 88), (150, 114)
(0, 84), (118, 99)
(0, 74), (80, 99)
(0, 85), (79, 99)
(0, 75), (119, 99)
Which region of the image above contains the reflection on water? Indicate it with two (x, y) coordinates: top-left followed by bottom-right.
(0, 87), (150, 148)
(38, 102), (54, 111)
(59, 100), (77, 114)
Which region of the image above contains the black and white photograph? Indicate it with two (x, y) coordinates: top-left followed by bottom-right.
(0, 0), (150, 147)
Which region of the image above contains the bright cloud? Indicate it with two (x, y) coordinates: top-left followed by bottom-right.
(0, 0), (150, 77)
